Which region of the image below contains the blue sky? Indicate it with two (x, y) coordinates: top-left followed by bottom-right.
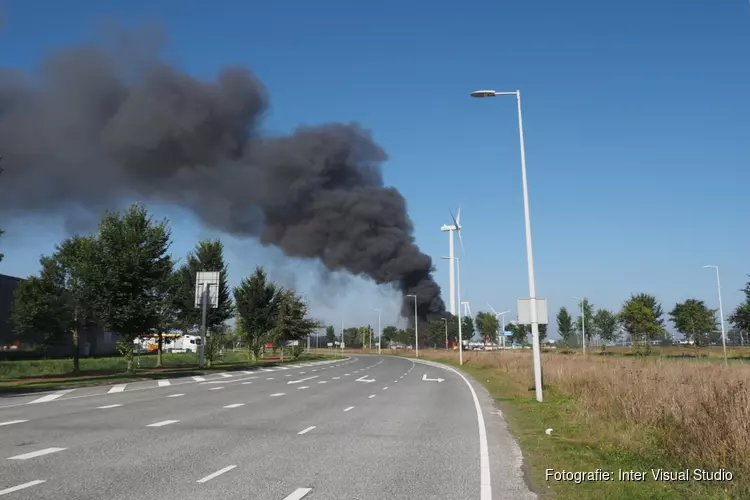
(0, 0), (748, 338)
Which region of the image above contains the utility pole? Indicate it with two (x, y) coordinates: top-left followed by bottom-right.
(195, 272), (220, 369)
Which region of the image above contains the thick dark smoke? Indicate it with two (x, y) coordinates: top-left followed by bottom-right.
(0, 26), (446, 323)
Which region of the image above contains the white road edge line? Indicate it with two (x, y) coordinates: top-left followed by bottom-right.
(0, 480), (46, 496)
(8, 447), (66, 460)
(146, 420), (179, 427)
(196, 465), (237, 483)
(411, 358), (493, 500)
(0, 420), (28, 427)
(297, 426), (316, 435)
(283, 487), (313, 500)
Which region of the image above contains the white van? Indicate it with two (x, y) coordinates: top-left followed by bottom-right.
(169, 335), (202, 353)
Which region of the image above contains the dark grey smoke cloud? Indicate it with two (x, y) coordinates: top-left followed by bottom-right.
(0, 26), (446, 321)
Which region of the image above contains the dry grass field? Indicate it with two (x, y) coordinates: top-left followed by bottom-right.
(341, 347), (750, 499)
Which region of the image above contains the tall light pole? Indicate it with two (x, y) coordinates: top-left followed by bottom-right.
(375, 308), (382, 354)
(471, 88), (541, 400)
(703, 265), (728, 365)
(442, 317), (448, 349)
(499, 310), (510, 348)
(406, 294), (419, 357)
(442, 255), (463, 365)
(573, 296), (587, 356)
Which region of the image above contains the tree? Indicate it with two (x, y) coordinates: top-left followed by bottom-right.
(204, 323), (231, 367)
(234, 266), (281, 361)
(475, 311), (499, 344)
(619, 293), (665, 352)
(12, 267), (71, 350)
(91, 203), (174, 372)
(574, 298), (596, 342)
(592, 309), (619, 349)
(171, 239), (233, 335)
(539, 324), (548, 343)
(556, 307), (575, 348)
(270, 289), (322, 355)
(152, 270), (181, 367)
(669, 299), (718, 348)
(462, 315), (475, 341)
(728, 301), (750, 346)
(382, 326), (398, 344)
(326, 325), (336, 344)
(505, 322), (529, 344)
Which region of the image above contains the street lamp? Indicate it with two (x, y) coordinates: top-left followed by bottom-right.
(471, 88), (542, 401)
(442, 255), (463, 365)
(375, 308), (382, 355)
(498, 310), (510, 348)
(442, 317), (448, 349)
(406, 294), (419, 357)
(573, 296), (587, 356)
(703, 265), (728, 365)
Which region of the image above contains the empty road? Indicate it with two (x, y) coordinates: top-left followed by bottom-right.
(0, 355), (535, 500)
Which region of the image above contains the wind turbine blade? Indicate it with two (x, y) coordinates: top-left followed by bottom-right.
(450, 208), (459, 229)
(456, 205), (461, 226)
(487, 303), (499, 315)
(458, 228), (465, 254)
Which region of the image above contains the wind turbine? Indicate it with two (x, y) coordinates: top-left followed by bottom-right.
(488, 303), (511, 348)
(440, 206), (464, 315)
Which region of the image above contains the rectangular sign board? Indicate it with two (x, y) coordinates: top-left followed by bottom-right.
(517, 298), (549, 325)
(195, 271), (220, 309)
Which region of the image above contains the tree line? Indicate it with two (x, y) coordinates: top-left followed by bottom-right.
(8, 203), (322, 372)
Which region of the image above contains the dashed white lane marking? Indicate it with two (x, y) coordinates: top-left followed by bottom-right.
(197, 465), (237, 483)
(158, 380), (171, 387)
(368, 395), (376, 399)
(297, 426), (316, 435)
(277, 366), (290, 370)
(242, 371), (255, 375)
(298, 386), (309, 390)
(8, 447), (66, 460)
(261, 368), (274, 372)
(210, 387), (224, 391)
(146, 420), (179, 427)
(193, 376), (206, 382)
(27, 389), (75, 404)
(285, 374), (292, 377)
(318, 381), (327, 384)
(343, 406), (354, 412)
(97, 404), (122, 409)
(220, 373), (233, 378)
(223, 404), (244, 409)
(166, 393), (185, 398)
(0, 480), (46, 496)
(383, 387), (389, 390)
(0, 420), (27, 427)
(332, 376), (340, 380)
(108, 384), (127, 393)
(283, 487), (313, 500)
(266, 377), (275, 380)
(270, 393), (285, 397)
(344, 373), (350, 376)
(242, 382), (253, 385)
(299, 372), (306, 374)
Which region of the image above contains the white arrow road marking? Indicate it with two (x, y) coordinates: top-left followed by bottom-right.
(287, 376), (318, 385)
(197, 465), (237, 483)
(422, 374), (444, 383)
(283, 487), (313, 500)
(355, 375), (375, 383)
(0, 480), (46, 496)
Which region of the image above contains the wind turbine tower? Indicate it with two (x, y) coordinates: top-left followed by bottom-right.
(441, 207), (463, 315)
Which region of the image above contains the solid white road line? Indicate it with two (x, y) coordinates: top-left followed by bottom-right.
(108, 384), (127, 394)
(8, 447), (66, 460)
(193, 376), (206, 382)
(270, 393), (285, 397)
(210, 387), (224, 391)
(27, 389), (74, 404)
(97, 404), (122, 409)
(343, 406), (354, 412)
(0, 480), (46, 496)
(223, 404), (244, 409)
(297, 426), (316, 435)
(220, 373), (233, 378)
(196, 465), (237, 484)
(146, 420), (179, 427)
(0, 420), (27, 427)
(283, 487), (313, 500)
(157, 380), (171, 387)
(368, 395), (375, 399)
(166, 394), (185, 398)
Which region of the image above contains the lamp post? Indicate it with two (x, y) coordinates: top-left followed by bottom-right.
(573, 296), (587, 356)
(406, 294), (418, 357)
(442, 317), (448, 349)
(375, 308), (382, 355)
(498, 310), (510, 348)
(442, 255), (463, 365)
(471, 88), (542, 401)
(703, 265), (728, 365)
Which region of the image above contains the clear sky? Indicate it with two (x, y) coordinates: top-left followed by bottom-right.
(0, 0), (748, 337)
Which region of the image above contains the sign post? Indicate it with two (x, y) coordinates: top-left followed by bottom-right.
(195, 271), (220, 368)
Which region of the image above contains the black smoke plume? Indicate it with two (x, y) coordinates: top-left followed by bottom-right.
(0, 26), (446, 323)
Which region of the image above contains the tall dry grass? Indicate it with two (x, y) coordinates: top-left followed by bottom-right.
(425, 349), (750, 473)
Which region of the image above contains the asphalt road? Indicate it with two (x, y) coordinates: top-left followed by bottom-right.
(0, 355), (536, 500)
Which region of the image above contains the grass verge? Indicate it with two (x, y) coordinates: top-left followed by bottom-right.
(383, 349), (746, 500)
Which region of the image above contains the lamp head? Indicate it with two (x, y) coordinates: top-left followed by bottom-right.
(471, 90), (497, 98)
